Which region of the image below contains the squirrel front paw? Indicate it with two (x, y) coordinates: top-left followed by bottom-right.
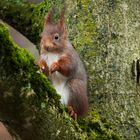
(35, 59), (49, 76)
(50, 62), (59, 74)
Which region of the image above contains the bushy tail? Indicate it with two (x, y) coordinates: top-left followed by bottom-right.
(67, 79), (88, 116)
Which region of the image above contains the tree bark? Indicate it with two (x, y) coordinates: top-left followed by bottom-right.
(0, 22), (119, 139)
(2, 0), (140, 139)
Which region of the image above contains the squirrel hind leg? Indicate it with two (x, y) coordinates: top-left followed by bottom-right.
(68, 106), (77, 120)
(67, 79), (88, 117)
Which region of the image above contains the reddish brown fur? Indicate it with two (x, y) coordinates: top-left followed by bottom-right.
(37, 9), (89, 119)
(68, 79), (88, 116)
(0, 122), (13, 140)
(50, 61), (59, 74)
(51, 54), (72, 77)
(44, 8), (54, 26)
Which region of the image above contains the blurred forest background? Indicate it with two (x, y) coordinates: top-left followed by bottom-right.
(0, 0), (140, 140)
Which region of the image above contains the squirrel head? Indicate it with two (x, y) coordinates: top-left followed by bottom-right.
(40, 9), (67, 53)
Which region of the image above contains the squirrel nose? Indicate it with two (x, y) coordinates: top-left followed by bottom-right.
(41, 38), (53, 50)
(45, 42), (53, 50)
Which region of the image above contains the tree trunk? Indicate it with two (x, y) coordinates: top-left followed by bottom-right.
(0, 22), (84, 140)
(1, 0), (140, 139)
(0, 21), (118, 139)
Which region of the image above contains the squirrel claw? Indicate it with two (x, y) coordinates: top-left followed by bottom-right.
(36, 59), (49, 76)
(68, 106), (77, 120)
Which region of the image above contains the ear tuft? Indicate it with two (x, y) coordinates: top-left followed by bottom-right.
(44, 8), (54, 26)
(59, 9), (65, 27)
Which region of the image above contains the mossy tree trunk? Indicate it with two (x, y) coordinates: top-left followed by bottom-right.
(0, 6), (119, 140)
(1, 0), (140, 139)
(0, 22), (86, 140)
(91, 1), (140, 139)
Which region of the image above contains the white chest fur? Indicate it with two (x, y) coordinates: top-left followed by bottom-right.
(41, 53), (70, 105)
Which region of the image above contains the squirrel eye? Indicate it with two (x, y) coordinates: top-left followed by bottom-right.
(54, 33), (59, 40)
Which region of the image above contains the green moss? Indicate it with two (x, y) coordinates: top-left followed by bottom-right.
(73, 0), (96, 48)
(78, 108), (120, 140)
(0, 21), (61, 105)
(0, 21), (84, 140)
(0, 21), (120, 140)
(0, 0), (122, 139)
(0, 0), (65, 45)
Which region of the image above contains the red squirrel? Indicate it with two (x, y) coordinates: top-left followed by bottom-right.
(37, 9), (88, 119)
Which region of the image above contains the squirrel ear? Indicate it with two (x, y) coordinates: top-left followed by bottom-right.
(58, 9), (66, 31)
(44, 8), (54, 26)
(58, 9), (67, 38)
(59, 9), (65, 26)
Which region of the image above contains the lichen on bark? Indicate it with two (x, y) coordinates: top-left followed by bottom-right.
(1, 0), (132, 139)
